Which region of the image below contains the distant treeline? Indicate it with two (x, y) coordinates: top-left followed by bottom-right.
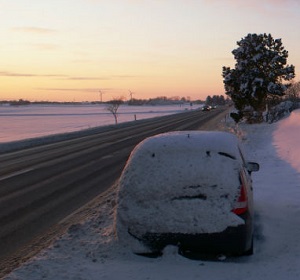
(0, 99), (81, 106)
(0, 95), (230, 106)
(126, 96), (204, 106)
(0, 97), (202, 106)
(205, 95), (231, 106)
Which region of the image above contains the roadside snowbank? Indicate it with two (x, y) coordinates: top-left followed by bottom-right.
(4, 110), (300, 280)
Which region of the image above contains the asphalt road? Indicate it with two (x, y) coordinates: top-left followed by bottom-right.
(0, 107), (228, 277)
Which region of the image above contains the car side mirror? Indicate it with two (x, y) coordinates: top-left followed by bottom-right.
(246, 162), (260, 173)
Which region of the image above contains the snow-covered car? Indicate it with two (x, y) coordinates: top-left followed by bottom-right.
(116, 131), (259, 257)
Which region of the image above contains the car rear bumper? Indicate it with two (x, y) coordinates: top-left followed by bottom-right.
(139, 223), (252, 256)
(179, 225), (251, 255)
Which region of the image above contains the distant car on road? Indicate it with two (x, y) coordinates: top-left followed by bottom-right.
(202, 105), (211, 111)
(116, 131), (259, 257)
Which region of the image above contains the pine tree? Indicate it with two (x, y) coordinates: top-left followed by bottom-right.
(222, 33), (295, 122)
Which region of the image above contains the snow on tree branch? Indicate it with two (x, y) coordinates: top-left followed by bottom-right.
(222, 33), (295, 123)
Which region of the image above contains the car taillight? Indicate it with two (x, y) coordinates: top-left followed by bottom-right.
(232, 175), (248, 215)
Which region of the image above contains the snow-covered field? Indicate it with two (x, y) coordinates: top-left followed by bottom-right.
(0, 104), (198, 143)
(4, 110), (300, 280)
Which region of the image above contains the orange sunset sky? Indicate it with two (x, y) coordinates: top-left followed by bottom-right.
(0, 0), (299, 102)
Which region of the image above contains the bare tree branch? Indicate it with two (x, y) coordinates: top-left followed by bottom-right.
(106, 96), (124, 124)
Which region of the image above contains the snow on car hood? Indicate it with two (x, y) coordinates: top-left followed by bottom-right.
(116, 131), (244, 239)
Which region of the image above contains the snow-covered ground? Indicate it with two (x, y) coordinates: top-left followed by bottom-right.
(4, 110), (300, 280)
(0, 104), (198, 143)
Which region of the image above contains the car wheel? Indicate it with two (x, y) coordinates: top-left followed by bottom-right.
(244, 238), (254, 256)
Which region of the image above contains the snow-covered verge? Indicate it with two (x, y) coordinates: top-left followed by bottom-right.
(0, 104), (199, 145)
(4, 110), (300, 280)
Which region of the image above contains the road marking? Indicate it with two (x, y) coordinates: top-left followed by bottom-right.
(0, 168), (34, 181)
(100, 154), (114, 160)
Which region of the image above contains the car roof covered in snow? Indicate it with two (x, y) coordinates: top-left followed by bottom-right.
(131, 130), (242, 160)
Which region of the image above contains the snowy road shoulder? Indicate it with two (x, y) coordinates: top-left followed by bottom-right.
(5, 112), (300, 280)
